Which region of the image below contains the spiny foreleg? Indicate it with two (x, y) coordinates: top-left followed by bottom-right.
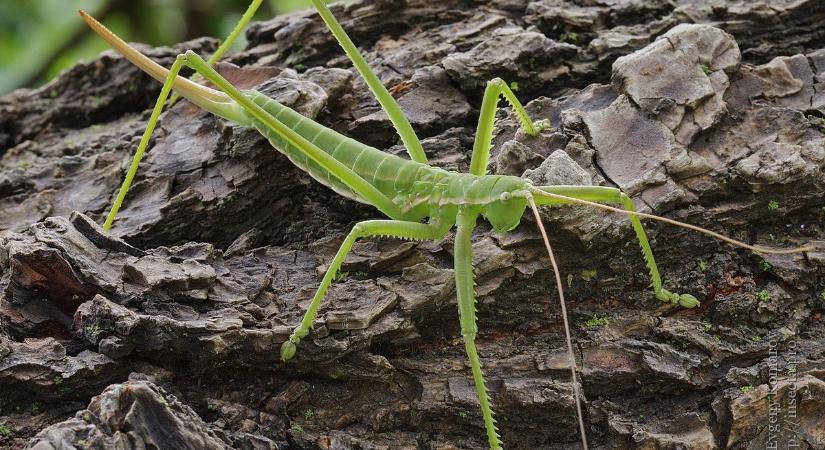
(529, 186), (814, 256)
(469, 77), (551, 176)
(533, 185), (699, 308)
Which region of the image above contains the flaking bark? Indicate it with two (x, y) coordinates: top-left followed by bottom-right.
(1, 1), (825, 448)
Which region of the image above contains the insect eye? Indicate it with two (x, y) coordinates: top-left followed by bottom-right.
(499, 192), (511, 201)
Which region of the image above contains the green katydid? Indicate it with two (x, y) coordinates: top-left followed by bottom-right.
(79, 3), (813, 449)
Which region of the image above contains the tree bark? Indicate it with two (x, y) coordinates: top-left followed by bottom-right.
(1, 1), (824, 449)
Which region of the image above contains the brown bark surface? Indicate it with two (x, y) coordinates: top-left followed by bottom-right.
(1, 1), (825, 449)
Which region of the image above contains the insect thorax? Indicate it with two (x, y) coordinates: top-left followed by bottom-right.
(398, 171), (530, 232)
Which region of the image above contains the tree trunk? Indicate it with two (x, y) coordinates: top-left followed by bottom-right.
(1, 1), (824, 449)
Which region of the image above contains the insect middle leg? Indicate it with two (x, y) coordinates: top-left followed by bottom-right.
(280, 219), (450, 360)
(454, 207), (503, 450)
(534, 185), (700, 308)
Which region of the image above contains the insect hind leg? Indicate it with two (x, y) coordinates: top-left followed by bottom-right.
(533, 185), (700, 308)
(103, 54), (187, 231)
(170, 0), (265, 105)
(309, 0), (427, 164)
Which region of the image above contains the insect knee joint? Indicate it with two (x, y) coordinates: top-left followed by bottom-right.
(614, 191), (635, 208)
(352, 223), (368, 236)
(461, 328), (478, 340)
(292, 327), (309, 340)
(488, 77), (505, 88)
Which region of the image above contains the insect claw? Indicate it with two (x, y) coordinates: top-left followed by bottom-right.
(655, 288), (700, 308)
(655, 289), (673, 303)
(281, 327), (310, 361)
(533, 118), (552, 134)
(280, 341), (297, 361)
(678, 293), (700, 308)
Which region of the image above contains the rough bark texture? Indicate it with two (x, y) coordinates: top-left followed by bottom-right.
(2, 1), (825, 449)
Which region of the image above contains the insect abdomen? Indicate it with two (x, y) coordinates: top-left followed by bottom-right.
(245, 91), (432, 208)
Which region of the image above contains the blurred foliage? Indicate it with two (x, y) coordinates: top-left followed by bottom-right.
(0, 0), (312, 94)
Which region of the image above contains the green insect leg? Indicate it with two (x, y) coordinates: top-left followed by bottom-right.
(455, 207), (503, 450)
(469, 77), (550, 176)
(170, 0), (265, 105)
(281, 219), (449, 361)
(103, 55), (186, 231)
(309, 0), (427, 164)
(205, 0), (264, 68)
(181, 50), (406, 220)
(534, 185), (699, 308)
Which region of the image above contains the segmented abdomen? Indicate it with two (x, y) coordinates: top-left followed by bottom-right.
(242, 90), (526, 216)
(244, 90), (436, 210)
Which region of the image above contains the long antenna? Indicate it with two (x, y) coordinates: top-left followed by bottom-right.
(528, 195), (589, 450)
(529, 188), (814, 255)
